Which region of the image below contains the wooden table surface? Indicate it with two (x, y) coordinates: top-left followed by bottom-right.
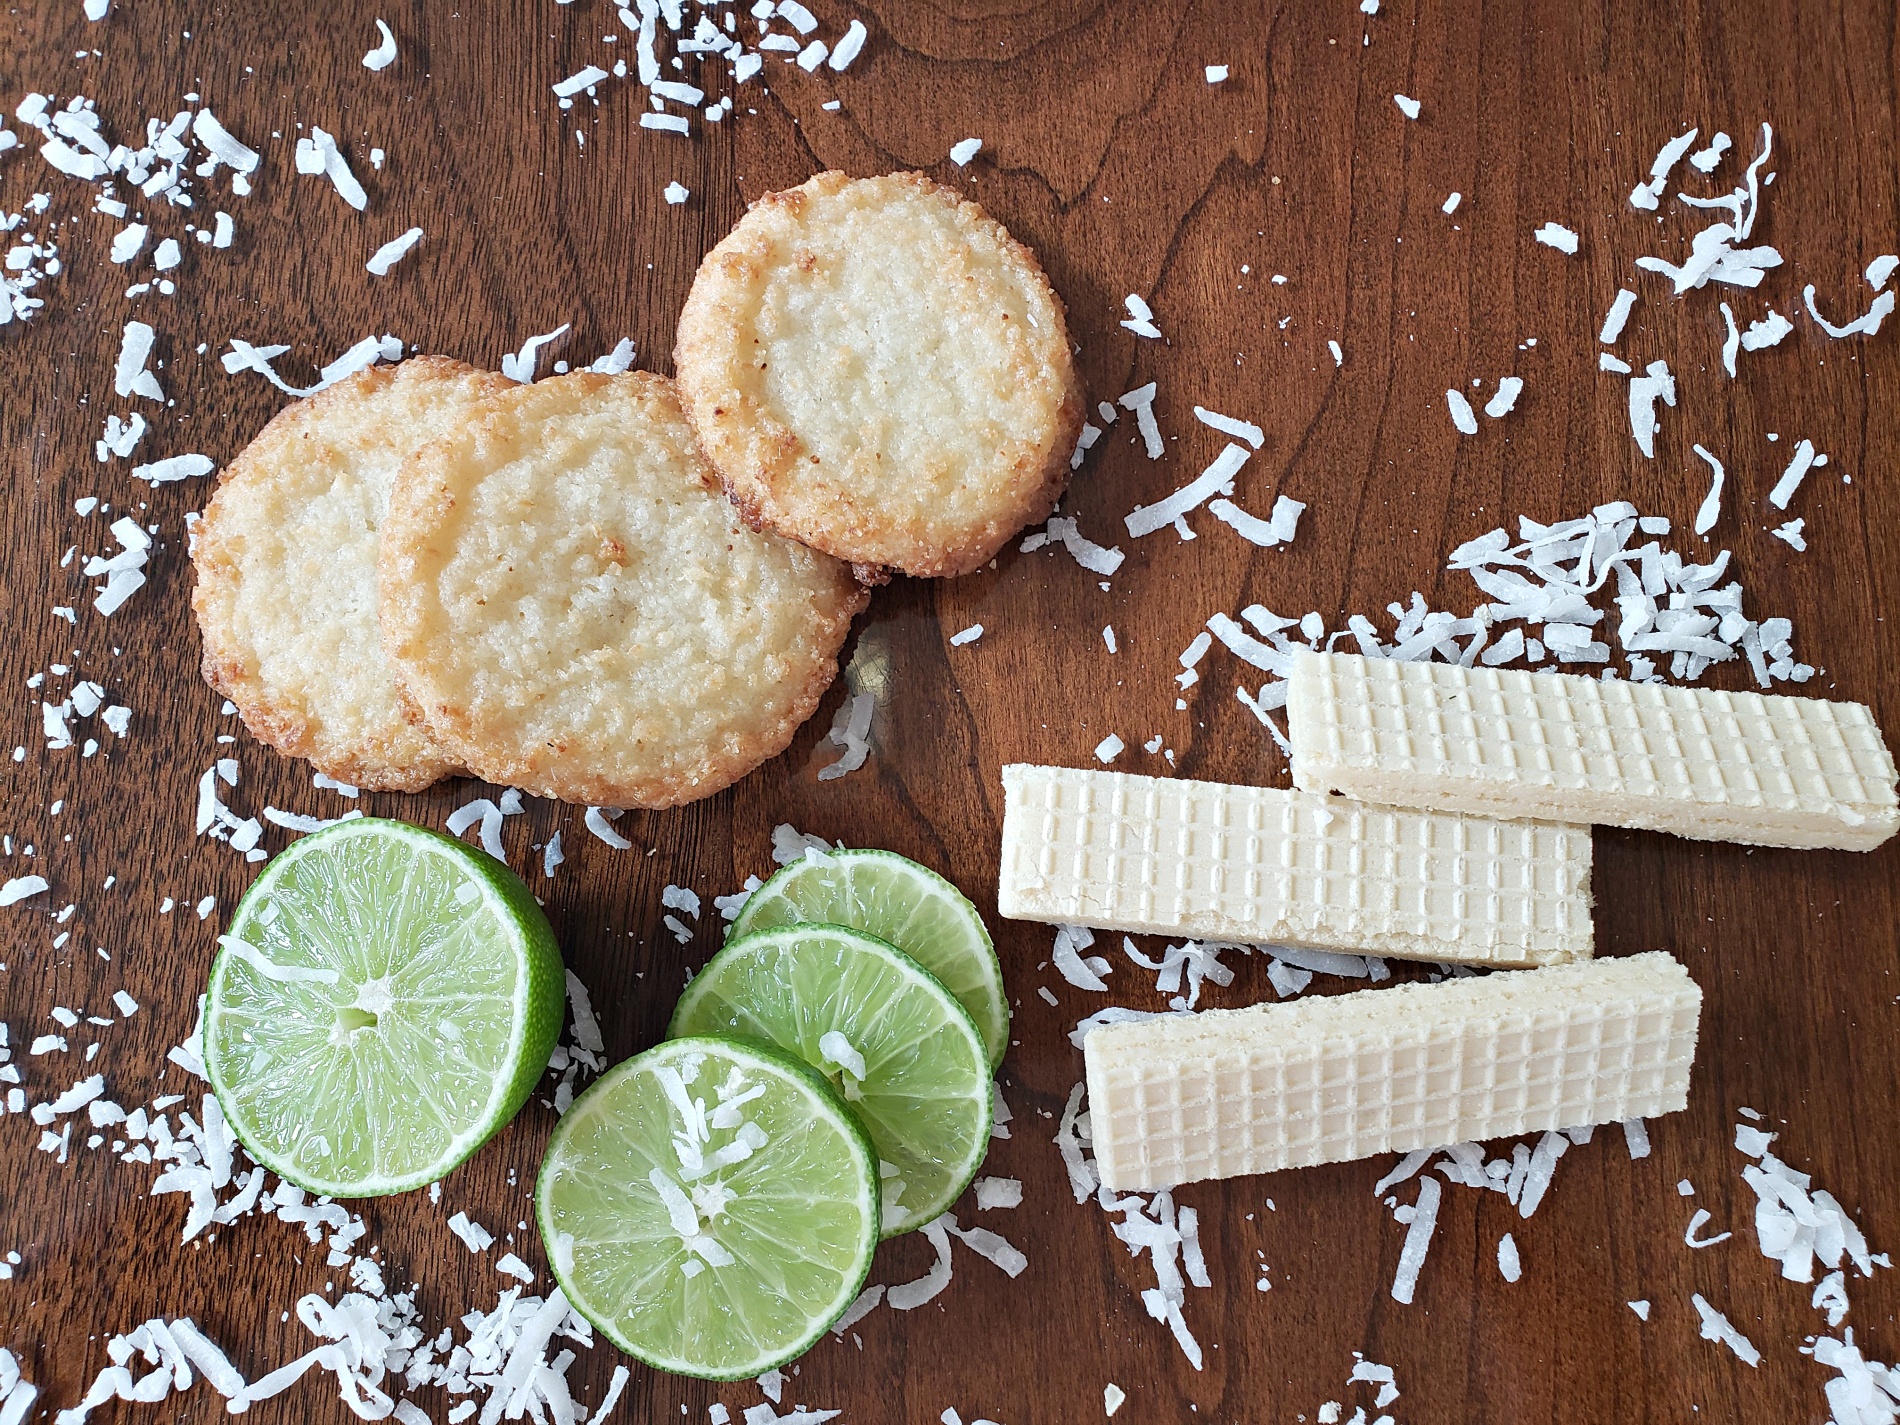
(4, 2), (1898, 1421)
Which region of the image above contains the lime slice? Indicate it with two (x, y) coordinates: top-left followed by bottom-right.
(728, 848), (1010, 1069)
(203, 817), (564, 1198)
(537, 1035), (878, 1380)
(668, 925), (993, 1237)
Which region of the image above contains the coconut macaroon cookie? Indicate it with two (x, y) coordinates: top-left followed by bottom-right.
(675, 170), (1084, 578)
(379, 371), (868, 808)
(192, 357), (514, 791)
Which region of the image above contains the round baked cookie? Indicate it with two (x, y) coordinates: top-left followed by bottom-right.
(191, 357), (514, 792)
(378, 371), (868, 809)
(674, 170), (1084, 579)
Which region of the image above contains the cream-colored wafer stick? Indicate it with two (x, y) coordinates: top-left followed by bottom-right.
(1287, 650), (1898, 851)
(998, 764), (1592, 968)
(1084, 951), (1700, 1193)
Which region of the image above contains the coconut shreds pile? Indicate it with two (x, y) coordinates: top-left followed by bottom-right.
(553, 0), (869, 147)
(1054, 1080), (1212, 1370)
(1160, 498), (1816, 766)
(1, 977), (642, 1424)
(1047, 935), (1661, 1360)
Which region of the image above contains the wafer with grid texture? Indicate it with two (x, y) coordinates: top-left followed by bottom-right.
(998, 764), (1592, 967)
(1287, 650), (1898, 851)
(1084, 951), (1700, 1193)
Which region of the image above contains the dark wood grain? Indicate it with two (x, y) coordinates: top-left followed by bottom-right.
(3, 2), (1898, 1421)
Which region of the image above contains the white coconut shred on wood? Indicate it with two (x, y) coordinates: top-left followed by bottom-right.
(113, 321), (164, 401)
(583, 806), (633, 850)
(816, 692), (874, 781)
(293, 127), (368, 210)
(1692, 1293), (1761, 1367)
(1116, 382), (1165, 459)
(1018, 514), (1125, 575)
(1626, 359), (1676, 457)
(1185, 402), (1261, 446)
(1630, 125), (1699, 209)
(1483, 377), (1524, 418)
(361, 19), (397, 70)
(500, 324), (570, 382)
(1804, 282), (1895, 338)
(130, 453), (213, 484)
(1533, 222), (1579, 254)
(1768, 438), (1819, 509)
(365, 227), (422, 275)
(222, 333), (404, 397)
(1125, 443), (1248, 538)
(1741, 308), (1793, 351)
(1120, 294), (1162, 339)
(1772, 519), (1807, 552)
(1390, 1176), (1440, 1303)
(1689, 131), (1732, 171)
(1691, 444), (1725, 535)
(1599, 288), (1638, 343)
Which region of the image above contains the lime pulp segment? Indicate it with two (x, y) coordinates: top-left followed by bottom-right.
(536, 1036), (878, 1380)
(667, 924), (993, 1238)
(203, 817), (564, 1198)
(728, 847), (1010, 1069)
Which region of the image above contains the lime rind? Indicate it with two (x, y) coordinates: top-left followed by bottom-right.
(204, 818), (564, 1198)
(536, 1036), (879, 1381)
(667, 924), (993, 1239)
(728, 847), (1010, 1069)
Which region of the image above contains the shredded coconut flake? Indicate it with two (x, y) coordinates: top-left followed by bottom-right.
(1497, 1233), (1522, 1282)
(1804, 282), (1894, 339)
(1627, 359), (1676, 458)
(816, 692), (874, 781)
(1390, 1176), (1440, 1303)
(1533, 222), (1579, 254)
(1692, 1293), (1760, 1366)
(501, 324), (571, 382)
(362, 19), (398, 70)
(0, 875), (50, 907)
(1126, 443), (1248, 538)
(1599, 288), (1638, 343)
(1483, 377), (1524, 419)
(1691, 444), (1725, 535)
(583, 807), (633, 851)
(365, 226), (423, 275)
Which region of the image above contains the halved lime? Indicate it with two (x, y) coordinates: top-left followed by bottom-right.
(728, 848), (1010, 1069)
(668, 925), (993, 1237)
(536, 1035), (878, 1380)
(203, 817), (564, 1198)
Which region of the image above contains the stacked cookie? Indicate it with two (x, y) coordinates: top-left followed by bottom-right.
(191, 171), (1081, 806)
